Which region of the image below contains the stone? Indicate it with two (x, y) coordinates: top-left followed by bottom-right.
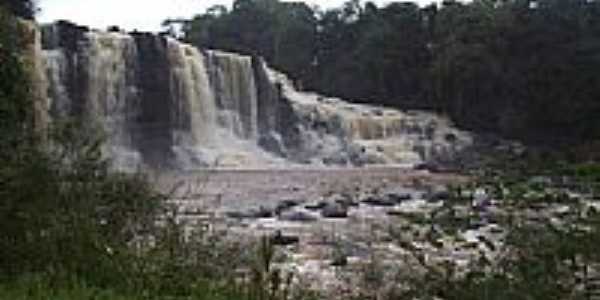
(472, 188), (492, 211)
(225, 206), (274, 219)
(331, 193), (359, 208)
(249, 206), (274, 218)
(427, 185), (451, 202)
(258, 133), (287, 156)
(305, 201), (327, 211)
(414, 162), (440, 173)
(361, 195), (395, 207)
(279, 211), (318, 222)
(321, 203), (348, 218)
(276, 199), (302, 214)
(444, 133), (457, 142)
(225, 211), (250, 219)
(270, 230), (299, 246)
(386, 192), (412, 203)
(335, 198), (360, 208)
(331, 254), (348, 267)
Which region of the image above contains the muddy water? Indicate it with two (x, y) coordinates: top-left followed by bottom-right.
(152, 167), (467, 213)
(150, 167), (469, 293)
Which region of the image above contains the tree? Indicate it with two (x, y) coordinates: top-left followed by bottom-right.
(2, 0), (36, 19)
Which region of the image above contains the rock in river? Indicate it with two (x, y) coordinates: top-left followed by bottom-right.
(321, 203), (348, 218)
(279, 211), (318, 222)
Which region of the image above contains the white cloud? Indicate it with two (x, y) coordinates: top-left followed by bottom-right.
(37, 0), (428, 32)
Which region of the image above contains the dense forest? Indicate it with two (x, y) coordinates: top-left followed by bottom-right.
(178, 0), (600, 147)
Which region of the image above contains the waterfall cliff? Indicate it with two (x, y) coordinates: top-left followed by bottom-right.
(37, 21), (472, 170)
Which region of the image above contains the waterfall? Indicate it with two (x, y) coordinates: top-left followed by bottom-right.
(206, 50), (258, 140)
(37, 21), (473, 170)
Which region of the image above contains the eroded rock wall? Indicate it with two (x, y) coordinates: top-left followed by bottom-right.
(37, 21), (472, 170)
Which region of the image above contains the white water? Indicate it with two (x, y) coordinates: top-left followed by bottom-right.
(37, 22), (472, 170)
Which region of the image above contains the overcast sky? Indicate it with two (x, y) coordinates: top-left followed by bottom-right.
(37, 0), (431, 32)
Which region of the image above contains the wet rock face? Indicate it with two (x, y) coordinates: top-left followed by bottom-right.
(132, 33), (174, 168)
(38, 22), (473, 170)
(41, 21), (90, 118)
(41, 20), (88, 52)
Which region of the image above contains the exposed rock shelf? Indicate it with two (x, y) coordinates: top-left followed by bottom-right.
(36, 21), (472, 170)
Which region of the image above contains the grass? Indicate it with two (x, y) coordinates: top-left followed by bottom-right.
(0, 277), (139, 300)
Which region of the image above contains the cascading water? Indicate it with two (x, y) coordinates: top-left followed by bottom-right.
(37, 21), (473, 170)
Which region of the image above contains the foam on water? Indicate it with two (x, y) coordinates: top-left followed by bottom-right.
(36, 22), (472, 170)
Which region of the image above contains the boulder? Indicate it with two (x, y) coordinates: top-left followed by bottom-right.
(386, 192), (412, 203)
(427, 185), (451, 202)
(225, 206), (274, 219)
(258, 133), (287, 156)
(336, 198), (360, 208)
(249, 206), (274, 218)
(414, 161), (440, 173)
(331, 254), (348, 267)
(331, 193), (359, 207)
(305, 201), (327, 211)
(321, 203), (348, 218)
(275, 199), (302, 214)
(472, 188), (491, 211)
(279, 211), (318, 222)
(225, 211), (251, 219)
(270, 230), (299, 246)
(361, 195), (396, 207)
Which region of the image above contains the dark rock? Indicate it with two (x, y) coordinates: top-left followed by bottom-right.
(225, 206), (274, 219)
(107, 25), (122, 32)
(270, 230), (299, 246)
(132, 33), (177, 169)
(427, 186), (451, 202)
(445, 133), (457, 142)
(321, 203), (348, 218)
(386, 192), (412, 203)
(258, 133), (286, 156)
(275, 199), (302, 213)
(305, 201), (327, 211)
(361, 196), (395, 207)
(249, 206), (274, 218)
(467, 220), (488, 230)
(331, 254), (348, 267)
(322, 155), (349, 165)
(473, 199), (492, 212)
(225, 211), (251, 219)
(332, 193), (359, 207)
(335, 198), (359, 208)
(386, 209), (407, 217)
(413, 161), (441, 173)
(279, 211), (317, 222)
(473, 188), (492, 211)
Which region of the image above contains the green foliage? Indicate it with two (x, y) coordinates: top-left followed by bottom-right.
(183, 0), (317, 82)
(1, 0), (36, 19)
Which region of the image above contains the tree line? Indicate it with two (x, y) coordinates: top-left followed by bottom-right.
(179, 0), (600, 147)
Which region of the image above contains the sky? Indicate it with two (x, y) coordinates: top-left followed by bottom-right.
(37, 0), (428, 32)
